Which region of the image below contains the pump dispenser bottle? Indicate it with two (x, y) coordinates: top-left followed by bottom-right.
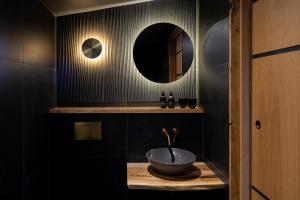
(168, 91), (175, 108)
(160, 91), (167, 108)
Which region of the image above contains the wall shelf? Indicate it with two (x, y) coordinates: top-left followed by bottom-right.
(127, 162), (224, 191)
(49, 106), (204, 114)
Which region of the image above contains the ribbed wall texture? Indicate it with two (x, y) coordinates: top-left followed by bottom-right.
(57, 0), (196, 105)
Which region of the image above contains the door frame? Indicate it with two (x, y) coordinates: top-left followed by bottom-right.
(229, 0), (252, 200)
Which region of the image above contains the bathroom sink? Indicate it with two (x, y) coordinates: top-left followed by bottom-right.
(146, 148), (196, 175)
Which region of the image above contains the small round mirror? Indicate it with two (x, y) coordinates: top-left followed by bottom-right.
(133, 23), (194, 83)
(82, 38), (102, 59)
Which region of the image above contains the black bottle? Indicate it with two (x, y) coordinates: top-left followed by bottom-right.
(168, 91), (175, 108)
(160, 91), (167, 108)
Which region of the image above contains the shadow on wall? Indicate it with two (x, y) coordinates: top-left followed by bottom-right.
(202, 17), (229, 180)
(203, 18), (229, 68)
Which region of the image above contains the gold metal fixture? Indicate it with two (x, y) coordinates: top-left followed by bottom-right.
(162, 128), (171, 146)
(74, 122), (102, 140)
(82, 38), (102, 59)
(171, 128), (178, 144)
(162, 128), (179, 147)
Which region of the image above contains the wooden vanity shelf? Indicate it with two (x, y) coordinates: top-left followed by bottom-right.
(49, 106), (204, 114)
(127, 162), (225, 191)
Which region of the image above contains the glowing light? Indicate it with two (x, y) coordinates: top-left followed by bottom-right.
(82, 38), (102, 59)
(76, 33), (110, 67)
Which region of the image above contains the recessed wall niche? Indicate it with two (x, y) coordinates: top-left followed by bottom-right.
(57, 0), (196, 105)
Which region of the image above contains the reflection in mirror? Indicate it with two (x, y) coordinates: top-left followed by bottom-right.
(133, 23), (194, 83)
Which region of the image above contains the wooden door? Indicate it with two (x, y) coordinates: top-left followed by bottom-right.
(252, 190), (265, 200)
(252, 0), (300, 54)
(169, 28), (183, 82)
(252, 51), (300, 200)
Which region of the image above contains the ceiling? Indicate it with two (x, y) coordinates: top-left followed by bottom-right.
(40, 0), (153, 16)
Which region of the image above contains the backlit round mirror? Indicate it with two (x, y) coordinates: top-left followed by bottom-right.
(82, 38), (102, 59)
(133, 23), (194, 83)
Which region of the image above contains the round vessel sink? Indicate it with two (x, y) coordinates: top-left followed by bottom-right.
(146, 148), (196, 175)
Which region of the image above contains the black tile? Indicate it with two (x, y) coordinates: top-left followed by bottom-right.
(0, 0), (23, 62)
(23, 162), (48, 200)
(49, 156), (127, 200)
(199, 1), (230, 189)
(127, 114), (203, 162)
(0, 60), (23, 200)
(23, 0), (55, 68)
(204, 110), (229, 177)
(201, 63), (229, 178)
(0, 59), (23, 114)
(49, 114), (127, 157)
(22, 65), (55, 173)
(0, 0), (55, 199)
(0, 159), (22, 200)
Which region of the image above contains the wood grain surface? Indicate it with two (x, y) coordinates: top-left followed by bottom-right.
(229, 0), (252, 199)
(49, 106), (204, 114)
(251, 189), (265, 200)
(127, 162), (224, 191)
(253, 0), (300, 54)
(252, 51), (300, 200)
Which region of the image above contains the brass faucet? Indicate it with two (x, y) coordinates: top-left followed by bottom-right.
(171, 128), (178, 145)
(161, 128), (178, 147)
(162, 128), (171, 147)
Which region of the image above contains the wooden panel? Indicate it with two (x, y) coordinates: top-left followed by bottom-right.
(252, 51), (300, 200)
(57, 0), (196, 105)
(253, 0), (300, 54)
(252, 189), (265, 200)
(127, 162), (224, 191)
(229, 1), (241, 198)
(49, 106), (204, 114)
(229, 0), (252, 200)
(176, 51), (182, 79)
(175, 29), (183, 52)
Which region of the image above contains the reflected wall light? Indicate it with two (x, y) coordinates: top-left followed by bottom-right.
(82, 38), (102, 59)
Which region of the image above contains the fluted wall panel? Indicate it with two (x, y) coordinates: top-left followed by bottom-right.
(57, 0), (196, 105)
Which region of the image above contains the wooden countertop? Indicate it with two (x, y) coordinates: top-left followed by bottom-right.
(127, 162), (225, 191)
(49, 106), (204, 114)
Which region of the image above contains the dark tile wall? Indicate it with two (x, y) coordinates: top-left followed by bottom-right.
(0, 0), (55, 199)
(199, 0), (230, 199)
(49, 114), (127, 157)
(127, 114), (204, 162)
(49, 114), (128, 199)
(0, 60), (23, 200)
(48, 113), (204, 199)
(0, 0), (23, 62)
(49, 156), (127, 200)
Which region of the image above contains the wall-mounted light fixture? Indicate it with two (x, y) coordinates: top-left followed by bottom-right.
(82, 38), (102, 59)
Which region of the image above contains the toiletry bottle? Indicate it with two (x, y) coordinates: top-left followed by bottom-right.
(160, 91), (167, 108)
(168, 91), (175, 108)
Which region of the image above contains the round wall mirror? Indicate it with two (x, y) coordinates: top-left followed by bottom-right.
(82, 38), (102, 59)
(133, 23), (194, 83)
